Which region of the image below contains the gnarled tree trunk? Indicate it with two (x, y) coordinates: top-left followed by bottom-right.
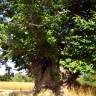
(29, 57), (60, 95)
(59, 66), (80, 87)
(29, 60), (80, 96)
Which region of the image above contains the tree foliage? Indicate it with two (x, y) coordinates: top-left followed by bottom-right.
(0, 73), (11, 81)
(11, 73), (32, 82)
(0, 0), (96, 90)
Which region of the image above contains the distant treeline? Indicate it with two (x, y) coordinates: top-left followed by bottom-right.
(0, 73), (32, 82)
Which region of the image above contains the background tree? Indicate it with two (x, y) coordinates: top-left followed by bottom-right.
(0, 0), (96, 95)
(0, 73), (11, 81)
(11, 73), (32, 82)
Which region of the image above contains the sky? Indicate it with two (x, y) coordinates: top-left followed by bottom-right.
(0, 60), (26, 75)
(0, 61), (17, 75)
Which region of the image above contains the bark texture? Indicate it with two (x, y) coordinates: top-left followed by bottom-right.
(28, 60), (80, 96)
(28, 57), (60, 96)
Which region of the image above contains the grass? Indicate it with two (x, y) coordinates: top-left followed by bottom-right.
(33, 87), (96, 96)
(9, 87), (96, 96)
(78, 76), (96, 87)
(0, 81), (34, 90)
(67, 87), (96, 96)
(0, 81), (95, 96)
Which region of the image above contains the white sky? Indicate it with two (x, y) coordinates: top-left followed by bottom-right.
(0, 60), (26, 75)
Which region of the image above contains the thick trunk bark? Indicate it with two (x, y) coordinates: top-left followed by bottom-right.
(29, 61), (80, 96)
(29, 57), (59, 96)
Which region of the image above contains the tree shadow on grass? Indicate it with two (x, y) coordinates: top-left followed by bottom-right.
(9, 90), (33, 96)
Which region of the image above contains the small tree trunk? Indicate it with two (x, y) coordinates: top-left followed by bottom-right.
(59, 66), (80, 87)
(64, 71), (80, 87)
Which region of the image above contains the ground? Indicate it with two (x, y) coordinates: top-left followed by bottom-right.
(0, 82), (95, 96)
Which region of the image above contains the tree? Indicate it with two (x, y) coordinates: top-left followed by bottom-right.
(0, 73), (11, 81)
(0, 0), (96, 95)
(5, 65), (12, 75)
(11, 73), (32, 82)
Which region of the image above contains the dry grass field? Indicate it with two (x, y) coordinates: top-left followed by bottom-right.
(0, 82), (34, 90)
(39, 87), (96, 96)
(0, 82), (95, 96)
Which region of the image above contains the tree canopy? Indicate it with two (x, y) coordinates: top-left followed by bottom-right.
(0, 0), (96, 92)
